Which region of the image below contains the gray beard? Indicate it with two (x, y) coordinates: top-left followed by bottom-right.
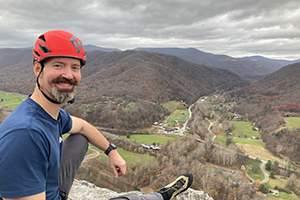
(51, 87), (76, 103)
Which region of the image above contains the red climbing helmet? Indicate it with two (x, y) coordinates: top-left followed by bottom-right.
(33, 30), (86, 66)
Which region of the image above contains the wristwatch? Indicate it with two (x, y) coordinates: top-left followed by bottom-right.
(105, 142), (117, 155)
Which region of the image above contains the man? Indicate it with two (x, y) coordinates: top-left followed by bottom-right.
(0, 30), (192, 200)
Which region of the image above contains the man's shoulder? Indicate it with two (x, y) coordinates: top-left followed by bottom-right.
(0, 108), (47, 141)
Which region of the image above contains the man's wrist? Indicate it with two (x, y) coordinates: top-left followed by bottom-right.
(105, 142), (117, 155)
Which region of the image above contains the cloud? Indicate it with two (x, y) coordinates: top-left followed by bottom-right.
(1, 0), (300, 60)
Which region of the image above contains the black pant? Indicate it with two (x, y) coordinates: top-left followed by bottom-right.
(59, 134), (88, 197)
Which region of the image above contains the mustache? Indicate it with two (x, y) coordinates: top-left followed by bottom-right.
(51, 76), (78, 86)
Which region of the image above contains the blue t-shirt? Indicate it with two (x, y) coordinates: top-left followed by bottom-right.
(0, 96), (72, 200)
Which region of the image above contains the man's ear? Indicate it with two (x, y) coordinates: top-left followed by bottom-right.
(33, 61), (42, 77)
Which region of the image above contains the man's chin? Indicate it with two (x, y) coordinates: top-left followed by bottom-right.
(52, 88), (76, 103)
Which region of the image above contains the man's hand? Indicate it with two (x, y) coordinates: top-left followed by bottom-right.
(70, 116), (126, 177)
(108, 150), (126, 178)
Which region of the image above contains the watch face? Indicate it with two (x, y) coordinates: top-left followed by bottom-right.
(111, 143), (117, 149)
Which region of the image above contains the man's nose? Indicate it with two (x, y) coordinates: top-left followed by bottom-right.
(61, 66), (73, 79)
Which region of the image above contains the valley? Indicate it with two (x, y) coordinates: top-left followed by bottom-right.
(2, 92), (295, 199)
(72, 94), (299, 200)
(1, 48), (300, 199)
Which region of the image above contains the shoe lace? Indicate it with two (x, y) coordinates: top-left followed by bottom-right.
(168, 178), (186, 192)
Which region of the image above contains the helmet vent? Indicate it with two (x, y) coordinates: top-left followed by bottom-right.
(69, 35), (81, 53)
(39, 35), (46, 43)
(38, 44), (51, 54)
(34, 51), (40, 57)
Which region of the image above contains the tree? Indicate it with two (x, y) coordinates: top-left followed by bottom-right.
(272, 161), (279, 173)
(259, 184), (269, 194)
(265, 160), (272, 171)
(254, 180), (261, 189)
(270, 171), (275, 179)
(226, 137), (233, 146)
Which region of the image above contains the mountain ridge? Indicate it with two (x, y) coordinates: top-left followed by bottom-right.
(134, 47), (299, 82)
(77, 50), (248, 104)
(2, 45), (297, 83)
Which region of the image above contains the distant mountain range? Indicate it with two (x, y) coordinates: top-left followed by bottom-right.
(84, 45), (121, 52)
(1, 45), (297, 83)
(0, 45), (297, 104)
(0, 45), (121, 52)
(134, 47), (299, 83)
(236, 62), (300, 99)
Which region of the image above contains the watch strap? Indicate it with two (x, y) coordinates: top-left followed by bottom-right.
(105, 143), (116, 155)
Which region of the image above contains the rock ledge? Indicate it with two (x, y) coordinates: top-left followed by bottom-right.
(69, 180), (213, 200)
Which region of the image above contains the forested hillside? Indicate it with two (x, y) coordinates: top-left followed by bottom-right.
(229, 62), (300, 164)
(77, 50), (248, 104)
(0, 48), (248, 129)
(135, 47), (294, 82)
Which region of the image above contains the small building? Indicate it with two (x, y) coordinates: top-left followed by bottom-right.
(164, 127), (174, 132)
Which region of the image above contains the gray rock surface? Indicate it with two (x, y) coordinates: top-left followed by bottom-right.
(69, 180), (213, 200)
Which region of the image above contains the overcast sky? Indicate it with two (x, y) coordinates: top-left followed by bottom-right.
(1, 0), (300, 60)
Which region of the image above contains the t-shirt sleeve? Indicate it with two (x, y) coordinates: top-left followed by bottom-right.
(59, 109), (72, 134)
(0, 129), (48, 198)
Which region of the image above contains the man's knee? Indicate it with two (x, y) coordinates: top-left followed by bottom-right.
(63, 134), (88, 155)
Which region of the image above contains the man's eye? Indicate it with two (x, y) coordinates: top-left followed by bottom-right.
(54, 65), (62, 68)
(73, 66), (81, 71)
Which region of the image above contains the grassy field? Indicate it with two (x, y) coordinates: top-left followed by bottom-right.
(216, 136), (265, 147)
(160, 101), (190, 127)
(276, 117), (300, 132)
(247, 159), (265, 181)
(164, 109), (189, 127)
(92, 147), (156, 165)
(237, 144), (284, 166)
(214, 120), (284, 165)
(0, 91), (26, 111)
(284, 117), (300, 129)
(265, 178), (299, 200)
(231, 121), (261, 138)
(119, 134), (179, 145)
(266, 193), (299, 200)
(161, 101), (183, 113)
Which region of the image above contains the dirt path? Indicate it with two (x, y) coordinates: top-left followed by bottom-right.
(84, 146), (100, 162)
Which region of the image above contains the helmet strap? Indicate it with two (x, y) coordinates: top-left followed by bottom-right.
(36, 62), (75, 104)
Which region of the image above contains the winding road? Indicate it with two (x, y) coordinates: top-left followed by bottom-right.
(205, 115), (269, 184)
(84, 146), (100, 162)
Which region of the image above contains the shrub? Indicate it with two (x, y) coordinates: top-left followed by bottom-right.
(275, 186), (292, 194)
(270, 171), (275, 179)
(265, 160), (272, 171)
(259, 184), (269, 194)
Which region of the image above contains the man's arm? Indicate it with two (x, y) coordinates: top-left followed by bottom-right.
(3, 192), (45, 200)
(69, 116), (126, 178)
